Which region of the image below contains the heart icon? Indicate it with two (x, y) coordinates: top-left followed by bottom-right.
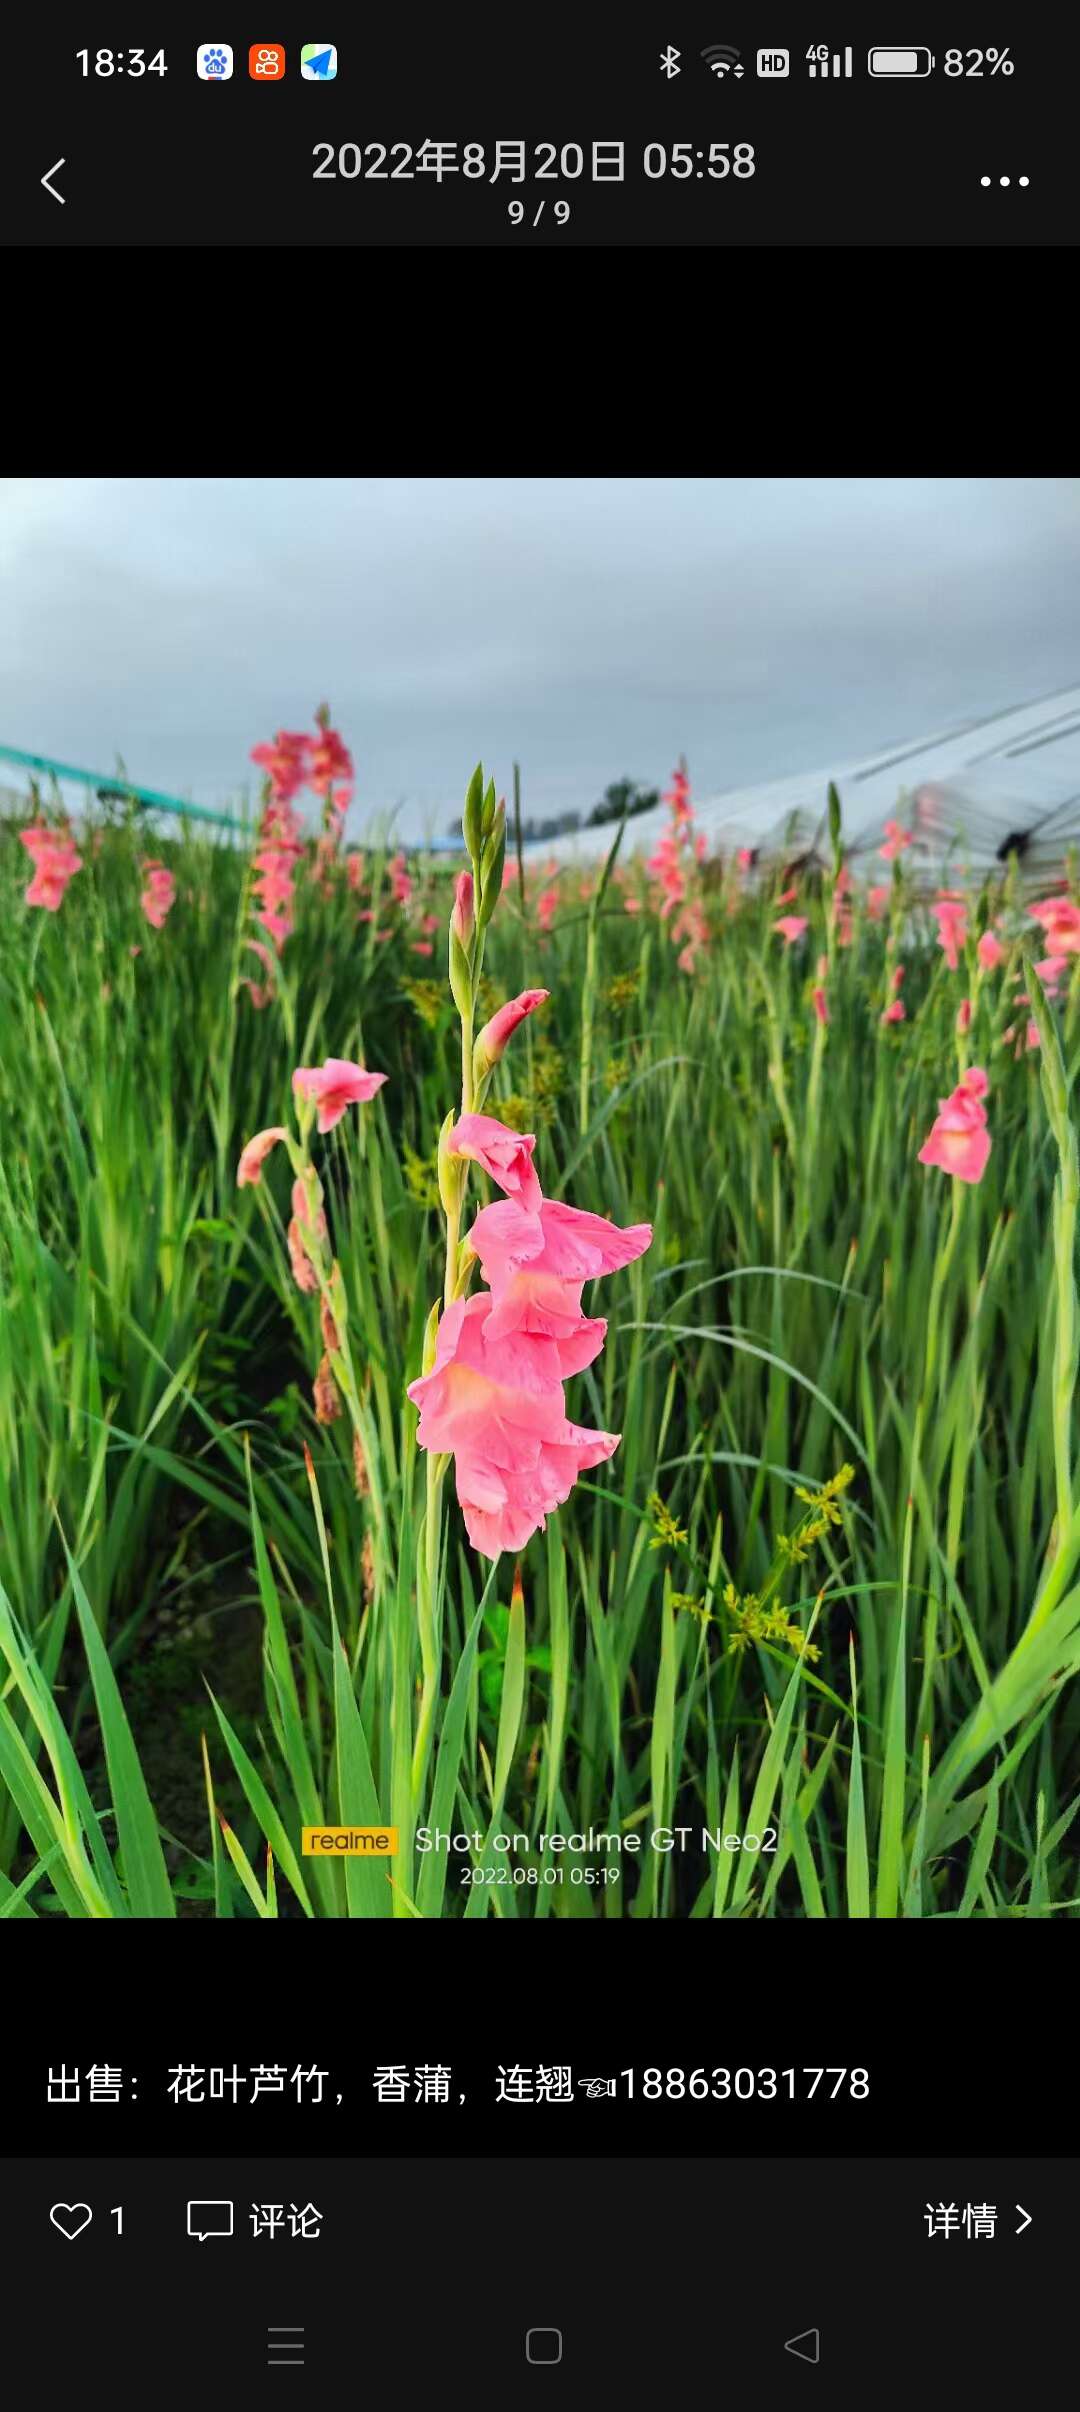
(50, 2203), (92, 2240)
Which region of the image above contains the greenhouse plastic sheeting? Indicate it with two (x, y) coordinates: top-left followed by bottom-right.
(528, 683), (1080, 879)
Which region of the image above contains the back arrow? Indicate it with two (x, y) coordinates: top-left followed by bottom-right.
(41, 158), (66, 205)
(784, 2329), (820, 2364)
(1015, 2205), (1032, 2234)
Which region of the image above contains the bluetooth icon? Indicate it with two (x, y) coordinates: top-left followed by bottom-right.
(660, 45), (681, 77)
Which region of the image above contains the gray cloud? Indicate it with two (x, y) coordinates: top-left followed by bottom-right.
(1, 478), (1078, 834)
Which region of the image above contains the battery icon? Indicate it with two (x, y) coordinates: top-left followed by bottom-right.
(867, 47), (935, 75)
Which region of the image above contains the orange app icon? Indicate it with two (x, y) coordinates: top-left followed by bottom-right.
(249, 43), (286, 78)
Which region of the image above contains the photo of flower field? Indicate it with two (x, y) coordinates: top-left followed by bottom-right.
(3, 475), (1080, 1920)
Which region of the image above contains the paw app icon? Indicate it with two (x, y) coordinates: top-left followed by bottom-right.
(196, 45), (234, 79)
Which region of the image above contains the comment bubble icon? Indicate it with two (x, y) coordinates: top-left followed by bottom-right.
(187, 2200), (235, 2241)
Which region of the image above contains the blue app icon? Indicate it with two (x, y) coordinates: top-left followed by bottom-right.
(301, 44), (337, 79)
(197, 43), (234, 79)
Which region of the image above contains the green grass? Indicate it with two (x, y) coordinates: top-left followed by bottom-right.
(3, 788), (1080, 1917)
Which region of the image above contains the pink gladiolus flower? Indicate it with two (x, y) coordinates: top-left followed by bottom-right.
(812, 987), (829, 1026)
(291, 1058), (388, 1132)
(1029, 896), (1080, 956)
(468, 1196), (653, 1290)
(474, 988), (549, 1071)
(977, 931), (1005, 970)
(882, 1000), (905, 1024)
(663, 767), (693, 823)
(345, 852), (366, 891)
(251, 730), (311, 805)
(880, 820), (913, 860)
(932, 897), (967, 971)
(736, 848), (754, 871)
(407, 1294), (594, 1454)
(307, 726), (353, 797)
(537, 888), (559, 932)
(237, 1126), (288, 1187)
(672, 897), (708, 973)
(1035, 955), (1067, 995)
(774, 916), (808, 944)
(777, 885), (799, 905)
(20, 824), (82, 911)
(1027, 1022), (1041, 1049)
(624, 896), (643, 915)
(890, 964), (905, 991)
(446, 1114), (543, 1212)
(140, 860), (176, 930)
(917, 1066), (991, 1185)
(258, 908), (294, 950)
(867, 885), (889, 921)
(956, 999), (972, 1034)
(694, 832), (707, 862)
(406, 1292), (620, 1558)
(412, 941), (434, 956)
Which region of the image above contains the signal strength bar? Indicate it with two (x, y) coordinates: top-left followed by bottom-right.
(807, 45), (852, 76)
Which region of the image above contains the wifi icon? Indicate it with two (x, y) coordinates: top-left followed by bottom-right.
(701, 43), (744, 76)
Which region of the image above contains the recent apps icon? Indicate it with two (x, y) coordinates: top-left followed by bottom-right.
(301, 45), (338, 79)
(196, 45), (234, 79)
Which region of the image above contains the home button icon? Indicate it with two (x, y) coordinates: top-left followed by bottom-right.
(526, 2328), (563, 2365)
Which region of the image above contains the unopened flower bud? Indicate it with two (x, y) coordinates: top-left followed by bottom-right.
(436, 1109), (463, 1219)
(328, 1259), (349, 1338)
(478, 804), (506, 929)
(462, 763), (486, 862)
(451, 869), (474, 948)
(313, 1354), (342, 1423)
(421, 1297), (441, 1376)
(472, 987), (548, 1083)
(287, 1217), (319, 1294)
(449, 923), (473, 1020)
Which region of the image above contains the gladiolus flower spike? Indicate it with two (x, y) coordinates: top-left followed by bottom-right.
(405, 760), (653, 1566)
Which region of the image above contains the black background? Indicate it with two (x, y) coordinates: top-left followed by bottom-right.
(1, 2152), (1064, 2404)
(10, 1928), (1060, 2158)
(1, 17), (1074, 246)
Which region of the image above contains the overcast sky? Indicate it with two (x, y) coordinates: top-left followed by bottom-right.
(1, 478), (1078, 837)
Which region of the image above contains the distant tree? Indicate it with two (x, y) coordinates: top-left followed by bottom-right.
(449, 777), (657, 845)
(588, 777), (660, 828)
